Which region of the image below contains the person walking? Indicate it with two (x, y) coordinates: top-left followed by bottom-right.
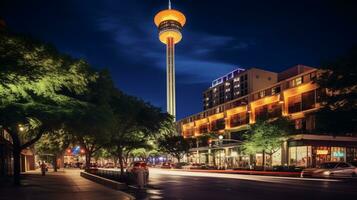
(41, 162), (47, 176)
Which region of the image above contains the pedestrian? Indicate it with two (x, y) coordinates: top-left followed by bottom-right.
(41, 162), (47, 176)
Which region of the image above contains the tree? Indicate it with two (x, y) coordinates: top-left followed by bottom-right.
(0, 29), (95, 185)
(242, 117), (292, 169)
(108, 92), (170, 175)
(158, 135), (190, 163)
(35, 130), (71, 172)
(314, 46), (357, 135)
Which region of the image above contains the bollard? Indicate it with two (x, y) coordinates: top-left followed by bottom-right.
(136, 168), (146, 189)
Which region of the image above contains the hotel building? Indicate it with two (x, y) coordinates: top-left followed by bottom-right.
(177, 65), (357, 169)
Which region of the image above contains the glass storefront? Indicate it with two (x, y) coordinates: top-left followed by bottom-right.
(289, 146), (311, 167)
(331, 147), (346, 162)
(289, 146), (356, 167)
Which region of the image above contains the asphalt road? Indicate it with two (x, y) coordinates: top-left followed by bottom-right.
(125, 168), (357, 200)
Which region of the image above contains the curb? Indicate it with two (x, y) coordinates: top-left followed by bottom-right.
(80, 171), (129, 190)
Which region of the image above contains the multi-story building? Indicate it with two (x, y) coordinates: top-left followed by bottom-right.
(0, 129), (13, 177)
(203, 68), (278, 110)
(0, 128), (35, 178)
(177, 65), (357, 169)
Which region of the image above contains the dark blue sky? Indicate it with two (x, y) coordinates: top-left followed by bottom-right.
(1, 0), (356, 119)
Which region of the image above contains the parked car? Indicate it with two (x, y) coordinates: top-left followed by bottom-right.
(349, 161), (357, 167)
(161, 162), (173, 169)
(126, 161), (149, 182)
(104, 162), (115, 168)
(85, 163), (98, 173)
(173, 162), (189, 169)
(182, 163), (206, 170)
(301, 162), (357, 178)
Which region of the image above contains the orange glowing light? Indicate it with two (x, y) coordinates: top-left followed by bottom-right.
(159, 30), (182, 44)
(154, 9), (186, 27)
(316, 150), (328, 155)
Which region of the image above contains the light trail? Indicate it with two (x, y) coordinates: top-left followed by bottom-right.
(149, 168), (340, 184)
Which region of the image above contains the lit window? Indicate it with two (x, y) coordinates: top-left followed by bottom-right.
(225, 88), (231, 92)
(259, 91), (265, 98)
(234, 77), (240, 82)
(225, 82), (230, 86)
(295, 77), (302, 85)
(213, 88), (217, 92)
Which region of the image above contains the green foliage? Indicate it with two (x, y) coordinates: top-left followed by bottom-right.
(158, 135), (190, 162)
(315, 46), (357, 135)
(35, 130), (71, 156)
(0, 29), (96, 184)
(242, 117), (292, 155)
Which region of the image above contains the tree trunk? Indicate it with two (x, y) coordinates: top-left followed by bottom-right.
(118, 148), (124, 176)
(262, 150), (266, 171)
(85, 152), (92, 169)
(13, 147), (21, 186)
(53, 155), (58, 172)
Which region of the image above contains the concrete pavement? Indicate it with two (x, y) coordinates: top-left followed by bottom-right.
(0, 169), (134, 200)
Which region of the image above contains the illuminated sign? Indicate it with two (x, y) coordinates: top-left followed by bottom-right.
(333, 152), (344, 157)
(316, 150), (328, 155)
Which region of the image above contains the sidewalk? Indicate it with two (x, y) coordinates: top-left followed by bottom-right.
(0, 169), (134, 200)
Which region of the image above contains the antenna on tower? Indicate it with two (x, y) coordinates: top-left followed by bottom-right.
(168, 0), (172, 9)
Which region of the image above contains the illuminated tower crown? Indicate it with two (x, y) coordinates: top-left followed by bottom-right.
(154, 0), (186, 121)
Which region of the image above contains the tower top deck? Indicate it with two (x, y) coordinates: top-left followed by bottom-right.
(154, 9), (186, 27)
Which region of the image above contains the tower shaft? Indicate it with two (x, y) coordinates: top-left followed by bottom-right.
(166, 37), (176, 120)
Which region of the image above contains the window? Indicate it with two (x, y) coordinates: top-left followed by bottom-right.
(271, 86), (280, 95)
(289, 146), (310, 167)
(211, 118), (225, 131)
(295, 77), (302, 85)
(259, 90), (265, 98)
(255, 105), (268, 120)
(230, 113), (248, 127)
(199, 124), (208, 134)
(288, 94), (302, 113)
(331, 147), (346, 162)
(302, 90), (315, 110)
(234, 77), (240, 82)
(290, 77), (303, 87)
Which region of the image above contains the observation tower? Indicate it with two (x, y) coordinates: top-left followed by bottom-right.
(154, 0), (186, 121)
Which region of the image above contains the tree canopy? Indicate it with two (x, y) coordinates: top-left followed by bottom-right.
(315, 46), (357, 135)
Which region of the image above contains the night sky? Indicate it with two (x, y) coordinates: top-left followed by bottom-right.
(1, 0), (356, 119)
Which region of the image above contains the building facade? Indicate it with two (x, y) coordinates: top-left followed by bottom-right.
(0, 129), (13, 176)
(0, 128), (35, 178)
(177, 65), (357, 169)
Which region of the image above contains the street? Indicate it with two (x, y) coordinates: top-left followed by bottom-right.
(126, 168), (357, 200)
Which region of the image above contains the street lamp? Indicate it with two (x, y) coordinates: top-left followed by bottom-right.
(18, 124), (25, 132)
